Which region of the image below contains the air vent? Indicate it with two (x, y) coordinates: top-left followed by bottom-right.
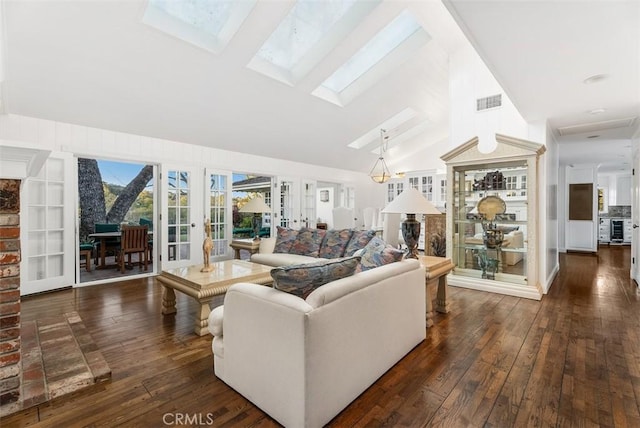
(557, 117), (638, 136)
(476, 94), (502, 111)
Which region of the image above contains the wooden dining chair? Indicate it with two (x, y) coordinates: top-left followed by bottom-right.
(119, 225), (149, 273)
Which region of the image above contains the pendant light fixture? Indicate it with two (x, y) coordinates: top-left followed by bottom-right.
(369, 128), (391, 184)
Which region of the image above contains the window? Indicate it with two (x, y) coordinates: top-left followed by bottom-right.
(506, 176), (517, 190)
(409, 177), (419, 190)
(142, 0), (256, 53)
(247, 0), (379, 85)
(387, 183), (395, 203)
(312, 9), (431, 106)
(421, 176), (433, 201)
(440, 179), (446, 201)
(396, 182), (404, 195)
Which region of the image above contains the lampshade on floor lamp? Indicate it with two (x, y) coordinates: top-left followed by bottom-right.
(239, 196), (271, 241)
(381, 188), (442, 259)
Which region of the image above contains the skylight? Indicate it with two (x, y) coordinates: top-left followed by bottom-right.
(143, 0), (256, 53)
(247, 0), (380, 86)
(256, 1), (356, 70)
(313, 9), (431, 106)
(323, 10), (421, 93)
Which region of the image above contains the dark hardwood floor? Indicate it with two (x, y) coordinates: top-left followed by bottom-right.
(4, 246), (639, 427)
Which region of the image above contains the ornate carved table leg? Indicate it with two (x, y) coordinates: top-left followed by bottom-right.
(425, 276), (435, 328)
(435, 275), (451, 314)
(194, 301), (212, 336)
(161, 286), (177, 315)
(420, 256), (454, 326)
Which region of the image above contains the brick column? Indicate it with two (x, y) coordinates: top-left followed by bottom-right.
(0, 179), (21, 410)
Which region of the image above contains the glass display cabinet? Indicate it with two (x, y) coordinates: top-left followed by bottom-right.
(441, 134), (546, 300)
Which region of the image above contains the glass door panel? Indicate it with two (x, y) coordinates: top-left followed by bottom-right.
(277, 177), (300, 230)
(22, 153), (75, 295)
(301, 179), (316, 228)
(451, 161), (529, 284)
(206, 169), (232, 260)
(162, 167), (202, 269)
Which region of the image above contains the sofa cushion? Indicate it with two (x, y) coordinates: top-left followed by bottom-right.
(344, 229), (376, 256)
(271, 256), (360, 299)
(251, 252), (318, 267)
(318, 228), (354, 259)
(357, 236), (404, 272)
(289, 227), (326, 257)
(274, 226), (299, 253)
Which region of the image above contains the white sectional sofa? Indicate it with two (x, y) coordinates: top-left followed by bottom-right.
(208, 259), (425, 428)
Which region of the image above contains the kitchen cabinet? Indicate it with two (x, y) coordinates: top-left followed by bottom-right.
(616, 175), (631, 206)
(624, 218), (632, 243)
(598, 218), (610, 243)
(598, 173), (632, 207)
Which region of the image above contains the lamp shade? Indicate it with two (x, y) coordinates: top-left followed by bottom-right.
(239, 196), (271, 213)
(369, 157), (391, 184)
(381, 188), (441, 214)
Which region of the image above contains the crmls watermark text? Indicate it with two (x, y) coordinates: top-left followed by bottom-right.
(163, 413), (215, 426)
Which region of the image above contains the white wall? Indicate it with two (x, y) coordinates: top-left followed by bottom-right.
(529, 121), (559, 292)
(0, 114), (379, 213)
(384, 45), (530, 177)
(449, 45), (529, 151)
(316, 187), (334, 226)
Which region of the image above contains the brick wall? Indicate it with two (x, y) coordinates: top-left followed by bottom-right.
(0, 179), (21, 409)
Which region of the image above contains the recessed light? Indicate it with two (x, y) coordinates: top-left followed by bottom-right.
(587, 135), (600, 139)
(583, 74), (609, 84)
(588, 108), (606, 114)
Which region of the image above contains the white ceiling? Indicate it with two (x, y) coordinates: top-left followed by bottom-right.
(2, 1), (639, 174)
(446, 0), (640, 173)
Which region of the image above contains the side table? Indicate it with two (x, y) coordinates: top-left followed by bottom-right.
(419, 255), (454, 328)
(229, 238), (261, 259)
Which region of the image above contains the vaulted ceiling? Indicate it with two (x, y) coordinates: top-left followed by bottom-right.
(2, 1), (639, 174)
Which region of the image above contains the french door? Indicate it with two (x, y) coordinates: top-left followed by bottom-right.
(22, 153), (76, 295)
(161, 166), (203, 269)
(276, 177), (301, 230)
(301, 179), (317, 228)
(205, 169), (233, 261)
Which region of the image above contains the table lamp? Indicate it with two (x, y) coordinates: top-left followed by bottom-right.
(381, 188), (442, 259)
(239, 196), (271, 241)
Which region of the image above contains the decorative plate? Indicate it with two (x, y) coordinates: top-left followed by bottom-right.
(476, 195), (506, 221)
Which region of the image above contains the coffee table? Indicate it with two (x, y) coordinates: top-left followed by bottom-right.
(158, 260), (273, 336)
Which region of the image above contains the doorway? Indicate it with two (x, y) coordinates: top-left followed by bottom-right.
(78, 158), (156, 284)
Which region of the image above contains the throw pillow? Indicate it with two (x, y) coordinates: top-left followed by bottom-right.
(289, 227), (326, 257)
(318, 229), (354, 259)
(357, 236), (404, 272)
(271, 256), (361, 299)
(274, 226), (298, 253)
(344, 229), (376, 256)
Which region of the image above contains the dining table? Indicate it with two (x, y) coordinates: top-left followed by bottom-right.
(89, 231), (153, 269)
